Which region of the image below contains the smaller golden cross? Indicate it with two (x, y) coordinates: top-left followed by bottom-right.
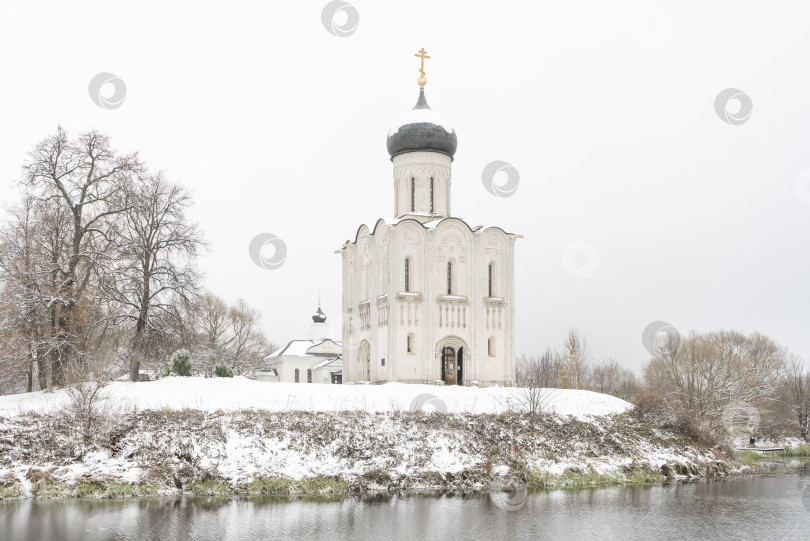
(317, 287), (323, 306)
(415, 48), (430, 88)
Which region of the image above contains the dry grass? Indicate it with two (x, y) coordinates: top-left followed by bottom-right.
(0, 407), (733, 499)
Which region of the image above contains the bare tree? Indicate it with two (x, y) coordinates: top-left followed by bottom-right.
(780, 356), (810, 440)
(223, 299), (274, 375)
(20, 127), (141, 384)
(516, 349), (558, 388)
(0, 196), (89, 391)
(192, 291), (231, 371)
(100, 173), (204, 381)
(559, 328), (589, 389)
(515, 350), (558, 416)
(188, 293), (277, 375)
(0, 197), (45, 391)
(589, 358), (639, 401)
(643, 330), (785, 428)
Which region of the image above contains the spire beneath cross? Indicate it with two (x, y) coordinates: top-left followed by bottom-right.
(316, 287), (323, 307)
(414, 48), (430, 88)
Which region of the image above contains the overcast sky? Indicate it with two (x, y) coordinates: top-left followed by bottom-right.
(1, 1), (808, 372)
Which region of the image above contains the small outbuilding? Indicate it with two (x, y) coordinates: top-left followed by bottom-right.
(264, 304), (343, 384)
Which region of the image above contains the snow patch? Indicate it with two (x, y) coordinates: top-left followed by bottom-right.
(0, 378), (633, 420)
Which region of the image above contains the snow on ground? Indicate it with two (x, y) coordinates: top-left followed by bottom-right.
(0, 377), (632, 420)
(0, 379), (738, 498)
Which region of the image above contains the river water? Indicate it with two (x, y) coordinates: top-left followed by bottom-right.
(2, 465), (809, 541)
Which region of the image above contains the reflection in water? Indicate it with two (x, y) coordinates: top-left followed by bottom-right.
(2, 466), (809, 541)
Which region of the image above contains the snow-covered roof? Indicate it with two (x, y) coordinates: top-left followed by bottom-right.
(312, 357), (342, 369)
(386, 89), (457, 160)
(342, 216), (519, 246)
(266, 338), (342, 361)
(267, 339), (323, 358)
(387, 107), (454, 137)
(421, 218), (443, 227)
(395, 212), (440, 220)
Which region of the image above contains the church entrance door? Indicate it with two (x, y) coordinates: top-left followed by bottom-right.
(442, 347), (456, 385)
(457, 347), (463, 386)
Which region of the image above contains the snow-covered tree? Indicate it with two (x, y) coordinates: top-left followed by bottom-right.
(780, 356), (810, 440)
(99, 172), (205, 381)
(18, 127), (142, 385)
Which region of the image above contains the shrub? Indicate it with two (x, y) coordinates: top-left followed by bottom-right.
(631, 391), (721, 448)
(214, 363), (233, 378)
(58, 379), (114, 456)
(170, 349), (193, 376)
(632, 391), (673, 423)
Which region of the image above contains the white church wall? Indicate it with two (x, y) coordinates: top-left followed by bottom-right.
(273, 355), (342, 384)
(312, 366), (335, 384)
(340, 217), (518, 386)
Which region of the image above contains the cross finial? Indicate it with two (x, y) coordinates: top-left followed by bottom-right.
(414, 48), (430, 88)
(317, 287), (323, 306)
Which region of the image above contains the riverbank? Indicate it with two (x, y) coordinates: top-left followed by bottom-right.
(6, 470), (810, 541)
(738, 445), (810, 466)
(0, 394), (739, 500)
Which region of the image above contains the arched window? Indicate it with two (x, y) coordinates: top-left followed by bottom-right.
(407, 333), (414, 354)
(447, 262), (452, 295)
(430, 177), (434, 213)
(488, 263), (494, 297)
(307, 369), (312, 383)
(294, 369), (299, 383)
(404, 258), (410, 292)
(488, 337), (496, 356)
(411, 177), (415, 212)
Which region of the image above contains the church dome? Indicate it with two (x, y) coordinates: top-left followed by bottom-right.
(387, 89), (457, 160)
(312, 306), (326, 323)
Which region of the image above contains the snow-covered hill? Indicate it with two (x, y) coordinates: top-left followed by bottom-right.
(0, 379), (737, 501)
(0, 377), (632, 420)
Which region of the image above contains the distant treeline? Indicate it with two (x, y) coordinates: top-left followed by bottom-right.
(518, 328), (810, 441)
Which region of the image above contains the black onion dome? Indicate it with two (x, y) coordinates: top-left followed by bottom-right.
(387, 89), (457, 160)
(312, 307), (326, 323)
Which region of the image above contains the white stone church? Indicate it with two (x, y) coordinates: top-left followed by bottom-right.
(337, 53), (520, 386)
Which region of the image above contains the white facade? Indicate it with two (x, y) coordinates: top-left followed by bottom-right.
(338, 100), (521, 386)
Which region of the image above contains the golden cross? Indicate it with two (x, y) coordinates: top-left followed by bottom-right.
(317, 287), (323, 306)
(414, 48), (431, 78)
